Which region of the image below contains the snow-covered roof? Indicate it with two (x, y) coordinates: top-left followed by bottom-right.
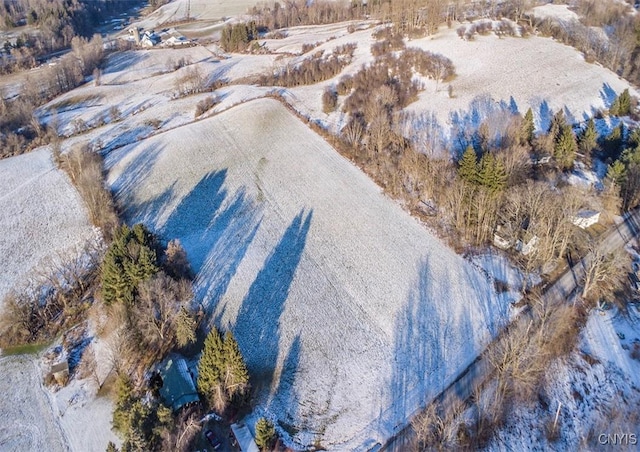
(230, 423), (259, 452)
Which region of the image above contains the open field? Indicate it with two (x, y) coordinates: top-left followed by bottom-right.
(404, 25), (638, 134)
(106, 97), (512, 448)
(0, 356), (67, 451)
(0, 148), (98, 307)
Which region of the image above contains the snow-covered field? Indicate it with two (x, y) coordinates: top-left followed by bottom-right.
(0, 148), (117, 452)
(0, 148), (98, 306)
(0, 356), (67, 451)
(4, 7), (639, 450)
(132, 0), (260, 32)
(532, 4), (580, 22)
(105, 97), (511, 448)
(403, 26), (637, 139)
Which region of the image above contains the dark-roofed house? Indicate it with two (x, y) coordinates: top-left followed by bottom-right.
(159, 356), (200, 412)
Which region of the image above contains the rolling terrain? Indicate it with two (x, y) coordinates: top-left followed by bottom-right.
(106, 97), (512, 448)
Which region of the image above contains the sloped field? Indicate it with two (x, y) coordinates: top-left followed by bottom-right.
(0, 356), (67, 451)
(107, 98), (511, 448)
(405, 26), (637, 129)
(0, 148), (98, 306)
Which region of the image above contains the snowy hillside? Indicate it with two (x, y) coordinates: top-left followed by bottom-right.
(106, 98), (514, 448)
(0, 149), (99, 307)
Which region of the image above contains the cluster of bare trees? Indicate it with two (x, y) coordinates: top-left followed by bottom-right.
(0, 34), (105, 158)
(54, 144), (119, 238)
(0, 0), (133, 61)
(258, 43), (356, 87)
(412, 291), (585, 450)
(0, 241), (103, 347)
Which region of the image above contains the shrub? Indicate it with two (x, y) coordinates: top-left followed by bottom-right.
(195, 96), (219, 117)
(258, 43), (356, 87)
(321, 87), (338, 113)
(336, 75), (353, 95)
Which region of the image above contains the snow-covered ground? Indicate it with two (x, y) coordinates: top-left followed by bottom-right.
(0, 148), (118, 452)
(489, 241), (640, 450)
(0, 148), (99, 307)
(403, 26), (637, 146)
(532, 4), (580, 22)
(0, 355), (68, 451)
(131, 0), (259, 31)
(490, 305), (640, 451)
(105, 97), (511, 449)
(5, 9), (639, 451)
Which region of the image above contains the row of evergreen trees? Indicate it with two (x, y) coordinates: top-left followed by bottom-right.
(220, 21), (258, 52)
(197, 328), (250, 412)
(458, 145), (507, 193)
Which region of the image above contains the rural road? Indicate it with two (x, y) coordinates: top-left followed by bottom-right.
(380, 208), (640, 452)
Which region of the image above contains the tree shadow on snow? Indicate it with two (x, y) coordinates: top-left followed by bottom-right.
(600, 83), (618, 109)
(233, 210), (313, 395)
(268, 334), (301, 429)
(125, 169), (263, 324)
(383, 256), (507, 438)
(108, 143), (166, 217)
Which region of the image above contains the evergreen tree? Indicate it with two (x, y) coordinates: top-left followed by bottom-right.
(477, 153), (507, 193)
(548, 109), (567, 142)
(223, 331), (249, 398)
(458, 145), (478, 184)
(628, 127), (640, 148)
(112, 374), (134, 434)
(602, 123), (625, 161)
(101, 224), (159, 305)
(578, 118), (598, 155)
(611, 89), (631, 116)
(553, 124), (577, 171)
(607, 160), (626, 186)
(197, 328), (225, 407)
(522, 108), (535, 144)
(106, 442), (120, 452)
(255, 418), (276, 451)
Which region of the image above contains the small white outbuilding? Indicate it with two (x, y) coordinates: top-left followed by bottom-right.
(571, 210), (600, 229)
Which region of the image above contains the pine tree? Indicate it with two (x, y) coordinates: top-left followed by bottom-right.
(611, 89), (631, 116)
(106, 442), (119, 452)
(197, 328), (225, 407)
(112, 374), (134, 434)
(548, 109), (567, 142)
(477, 153), (506, 193)
(578, 118), (598, 155)
(101, 224), (159, 305)
(522, 108), (535, 144)
(602, 123), (625, 161)
(223, 331), (249, 398)
(607, 160), (626, 186)
(255, 418), (276, 451)
(458, 145), (478, 184)
(554, 124), (577, 171)
(628, 128), (640, 148)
